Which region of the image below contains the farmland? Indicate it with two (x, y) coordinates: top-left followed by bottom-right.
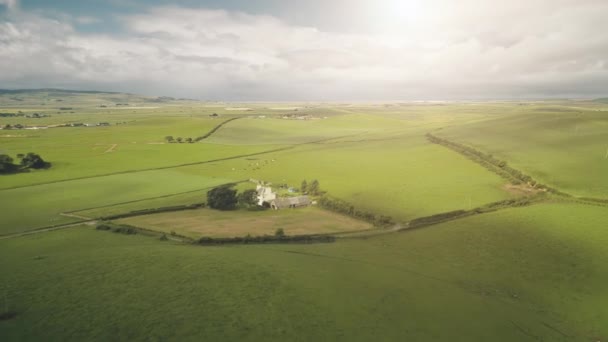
(1, 90), (607, 341)
(117, 207), (372, 238)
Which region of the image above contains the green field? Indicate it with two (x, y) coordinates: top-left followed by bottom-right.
(1, 203), (606, 340)
(1, 91), (608, 340)
(437, 104), (608, 198)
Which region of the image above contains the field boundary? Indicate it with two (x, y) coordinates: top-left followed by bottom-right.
(66, 181), (247, 215)
(0, 133), (363, 192)
(194, 117), (242, 142)
(427, 133), (608, 205)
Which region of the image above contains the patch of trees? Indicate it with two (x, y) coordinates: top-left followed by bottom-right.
(237, 189), (259, 209)
(300, 179), (321, 195)
(59, 107), (73, 110)
(96, 223), (137, 235)
(165, 136), (195, 144)
(3, 124), (24, 130)
(0, 112), (24, 117)
(0, 153), (51, 174)
(318, 196), (394, 227)
(426, 133), (564, 195)
(197, 233), (335, 245)
(207, 185), (265, 211)
(207, 185), (239, 210)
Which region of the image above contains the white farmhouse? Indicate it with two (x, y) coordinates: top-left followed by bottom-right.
(256, 185), (277, 206)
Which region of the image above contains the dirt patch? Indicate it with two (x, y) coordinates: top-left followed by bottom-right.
(104, 144), (118, 153)
(503, 183), (544, 196)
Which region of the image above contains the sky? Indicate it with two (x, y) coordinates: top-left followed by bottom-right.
(1, 0), (607, 100)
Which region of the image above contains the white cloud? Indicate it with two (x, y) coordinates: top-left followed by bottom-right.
(0, 0), (17, 10)
(75, 16), (101, 25)
(0, 2), (608, 100)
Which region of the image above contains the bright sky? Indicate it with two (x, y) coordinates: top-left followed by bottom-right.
(1, 0), (607, 100)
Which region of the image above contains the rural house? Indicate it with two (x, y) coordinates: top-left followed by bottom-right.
(256, 185), (277, 206)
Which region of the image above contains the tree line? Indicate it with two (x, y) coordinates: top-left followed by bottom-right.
(0, 153), (51, 174)
(426, 133), (566, 195)
(318, 196), (394, 227)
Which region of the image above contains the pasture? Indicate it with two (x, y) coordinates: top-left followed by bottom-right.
(1, 203), (607, 340)
(117, 207), (372, 238)
(1, 90), (607, 341)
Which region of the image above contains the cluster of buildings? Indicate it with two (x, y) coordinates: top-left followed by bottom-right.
(255, 183), (311, 210)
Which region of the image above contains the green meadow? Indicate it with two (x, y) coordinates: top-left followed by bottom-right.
(1, 91), (607, 341)
(0, 203), (606, 341)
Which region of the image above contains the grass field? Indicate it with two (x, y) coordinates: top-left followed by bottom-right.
(1, 203), (606, 341)
(437, 104), (608, 198)
(1, 91), (607, 341)
(118, 207), (372, 238)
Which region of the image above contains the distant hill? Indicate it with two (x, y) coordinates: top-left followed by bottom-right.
(0, 88), (196, 106)
(0, 88), (123, 95)
(592, 97), (608, 103)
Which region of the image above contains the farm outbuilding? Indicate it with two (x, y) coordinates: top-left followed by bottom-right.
(270, 196), (311, 210)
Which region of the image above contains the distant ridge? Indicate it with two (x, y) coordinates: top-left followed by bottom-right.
(592, 97), (608, 103)
(0, 88), (125, 95)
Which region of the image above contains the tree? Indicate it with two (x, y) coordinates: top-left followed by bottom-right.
(274, 228), (285, 237)
(238, 189), (258, 208)
(185, 137), (193, 144)
(20, 153), (50, 169)
(309, 179), (320, 195)
(176, 137), (183, 143)
(207, 186), (238, 210)
(301, 180), (308, 194)
(165, 136), (174, 143)
(0, 154), (16, 174)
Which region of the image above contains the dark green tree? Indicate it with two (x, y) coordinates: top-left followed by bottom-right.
(165, 136), (174, 143)
(20, 153), (50, 169)
(207, 186), (238, 210)
(0, 154), (17, 174)
(237, 189), (258, 208)
(185, 137), (193, 144)
(176, 137), (183, 143)
(309, 179), (320, 195)
(274, 228), (285, 237)
(301, 180), (308, 194)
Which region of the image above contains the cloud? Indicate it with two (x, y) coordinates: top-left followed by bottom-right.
(0, 2), (607, 100)
(75, 16), (101, 25)
(0, 0), (18, 10)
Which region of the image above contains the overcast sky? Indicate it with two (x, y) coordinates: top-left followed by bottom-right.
(1, 0), (607, 100)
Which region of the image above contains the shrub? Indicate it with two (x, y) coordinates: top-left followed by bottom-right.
(207, 186), (238, 210)
(95, 224), (112, 231)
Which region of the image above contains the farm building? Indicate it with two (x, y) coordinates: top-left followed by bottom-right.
(270, 196), (311, 210)
(256, 185), (277, 206)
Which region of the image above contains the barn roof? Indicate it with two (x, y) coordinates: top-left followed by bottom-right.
(271, 196), (311, 208)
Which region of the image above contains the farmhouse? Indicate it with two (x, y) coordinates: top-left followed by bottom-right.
(270, 196), (311, 210)
(256, 185), (276, 206)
